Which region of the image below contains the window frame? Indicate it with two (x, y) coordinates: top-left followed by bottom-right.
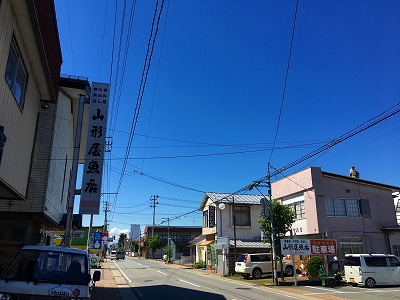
(5, 36), (28, 108)
(233, 205), (251, 227)
(325, 198), (370, 218)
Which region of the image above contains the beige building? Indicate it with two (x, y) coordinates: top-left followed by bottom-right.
(0, 0), (90, 267)
(272, 166), (400, 263)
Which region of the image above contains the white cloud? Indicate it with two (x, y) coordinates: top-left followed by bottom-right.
(108, 227), (130, 242)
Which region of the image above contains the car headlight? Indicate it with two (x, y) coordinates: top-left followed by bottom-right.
(0, 293), (12, 300)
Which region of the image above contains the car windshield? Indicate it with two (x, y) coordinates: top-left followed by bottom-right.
(1, 249), (88, 285)
(236, 254), (245, 262)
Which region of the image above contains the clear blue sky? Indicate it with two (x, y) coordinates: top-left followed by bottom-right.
(54, 0), (400, 237)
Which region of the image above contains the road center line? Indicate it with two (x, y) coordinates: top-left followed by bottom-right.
(179, 279), (201, 287)
(112, 260), (132, 283)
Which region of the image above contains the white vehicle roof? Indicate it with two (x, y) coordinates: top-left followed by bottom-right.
(22, 245), (88, 255)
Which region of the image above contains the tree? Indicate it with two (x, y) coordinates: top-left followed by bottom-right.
(145, 235), (163, 258)
(259, 199), (295, 280)
(118, 233), (127, 250)
(131, 240), (139, 253)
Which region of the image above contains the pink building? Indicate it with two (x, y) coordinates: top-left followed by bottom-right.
(272, 167), (400, 263)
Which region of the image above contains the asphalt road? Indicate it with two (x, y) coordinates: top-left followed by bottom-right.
(112, 257), (400, 300)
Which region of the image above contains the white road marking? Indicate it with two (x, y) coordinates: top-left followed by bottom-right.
(179, 279), (201, 287)
(157, 271), (168, 276)
(113, 260), (132, 283)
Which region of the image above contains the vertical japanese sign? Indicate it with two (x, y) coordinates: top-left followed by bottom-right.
(209, 206), (215, 227)
(79, 82), (110, 214)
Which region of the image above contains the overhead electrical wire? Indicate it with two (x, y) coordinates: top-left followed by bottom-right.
(214, 102), (400, 202)
(268, 0), (299, 164)
(141, 0), (170, 170)
(110, 0), (167, 221)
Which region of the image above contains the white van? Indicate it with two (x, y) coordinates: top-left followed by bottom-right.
(344, 253), (400, 288)
(0, 245), (101, 299)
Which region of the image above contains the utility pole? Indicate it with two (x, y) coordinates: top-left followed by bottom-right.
(267, 163), (278, 286)
(103, 200), (110, 233)
(64, 94), (86, 248)
(150, 195), (159, 237)
(232, 195), (237, 262)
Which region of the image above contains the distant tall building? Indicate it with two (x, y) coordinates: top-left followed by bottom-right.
(130, 224), (141, 241)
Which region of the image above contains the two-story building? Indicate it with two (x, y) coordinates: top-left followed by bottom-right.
(272, 166), (400, 265)
(198, 192), (269, 274)
(143, 225), (202, 260)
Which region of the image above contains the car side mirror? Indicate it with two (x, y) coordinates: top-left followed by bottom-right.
(93, 270), (101, 282)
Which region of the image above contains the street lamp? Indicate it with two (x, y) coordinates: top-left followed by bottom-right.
(218, 203), (225, 236)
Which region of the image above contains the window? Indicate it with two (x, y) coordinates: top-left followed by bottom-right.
(5, 37), (28, 106)
(339, 237), (363, 255)
(233, 206), (251, 226)
(202, 210), (208, 228)
(290, 201), (306, 219)
(364, 257), (387, 267)
(393, 245), (400, 257)
(388, 256), (400, 267)
(325, 198), (370, 218)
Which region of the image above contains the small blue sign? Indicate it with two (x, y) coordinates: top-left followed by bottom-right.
(92, 232), (102, 249)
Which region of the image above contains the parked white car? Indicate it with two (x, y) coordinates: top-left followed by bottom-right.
(235, 253), (295, 279)
(344, 253), (400, 288)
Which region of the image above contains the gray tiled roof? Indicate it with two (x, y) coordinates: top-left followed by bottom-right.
(207, 192), (267, 204)
(229, 239), (271, 248)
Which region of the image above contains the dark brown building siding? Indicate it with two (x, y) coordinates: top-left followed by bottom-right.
(30, 0), (62, 101)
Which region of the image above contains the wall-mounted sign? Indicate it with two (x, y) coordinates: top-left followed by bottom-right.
(79, 82), (110, 214)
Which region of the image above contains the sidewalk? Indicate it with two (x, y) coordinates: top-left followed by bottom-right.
(91, 261), (139, 300)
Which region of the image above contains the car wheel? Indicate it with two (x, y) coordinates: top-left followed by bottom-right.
(365, 277), (375, 288)
(284, 266), (294, 277)
(252, 268), (262, 280)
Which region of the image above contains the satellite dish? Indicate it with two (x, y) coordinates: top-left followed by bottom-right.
(218, 203), (225, 210)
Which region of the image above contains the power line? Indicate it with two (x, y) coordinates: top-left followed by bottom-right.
(111, 0), (166, 220)
(268, 0), (299, 164)
(216, 102), (400, 200)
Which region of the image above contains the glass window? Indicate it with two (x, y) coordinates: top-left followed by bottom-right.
(326, 198), (335, 216)
(5, 37), (28, 106)
(388, 256), (400, 267)
(334, 199), (346, 216)
(339, 237), (363, 255)
(293, 201), (305, 219)
(346, 199), (360, 217)
(364, 257), (387, 267)
(234, 206), (251, 226)
(202, 210), (208, 228)
(393, 244), (400, 257)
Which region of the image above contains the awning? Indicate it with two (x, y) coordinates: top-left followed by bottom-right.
(198, 240), (214, 247)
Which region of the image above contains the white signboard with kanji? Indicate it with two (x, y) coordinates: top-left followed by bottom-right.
(281, 239), (337, 255)
(281, 239), (311, 255)
(79, 82), (110, 214)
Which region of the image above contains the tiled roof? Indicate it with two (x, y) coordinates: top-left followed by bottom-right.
(206, 192), (267, 204)
(229, 239), (271, 248)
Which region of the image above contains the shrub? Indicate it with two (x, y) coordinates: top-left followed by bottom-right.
(306, 256), (324, 277)
(192, 261), (206, 269)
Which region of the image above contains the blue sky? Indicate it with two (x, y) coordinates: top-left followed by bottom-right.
(54, 0), (400, 237)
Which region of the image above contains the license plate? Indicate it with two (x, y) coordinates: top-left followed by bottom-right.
(349, 278), (355, 283)
(237, 263), (241, 266)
